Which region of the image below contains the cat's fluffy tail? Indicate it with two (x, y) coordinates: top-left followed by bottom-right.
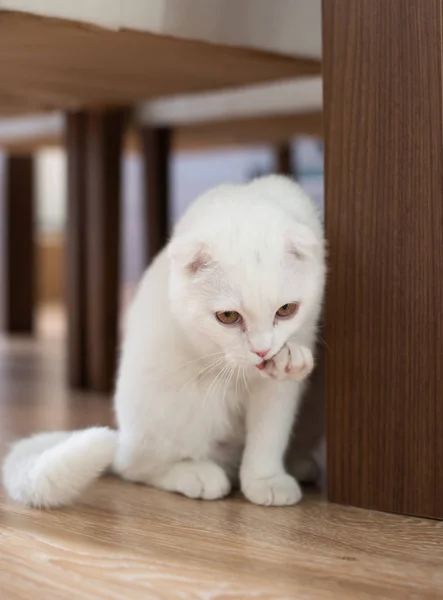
(2, 427), (117, 508)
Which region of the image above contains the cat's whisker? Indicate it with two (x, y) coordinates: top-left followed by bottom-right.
(217, 365), (232, 397)
(235, 367), (240, 398)
(179, 356), (225, 393)
(242, 367), (252, 397)
(222, 365), (234, 404)
(176, 351), (226, 370)
(221, 366), (235, 407)
(316, 333), (331, 353)
(150, 351), (226, 381)
(204, 364), (230, 407)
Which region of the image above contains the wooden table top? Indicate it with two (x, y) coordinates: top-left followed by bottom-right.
(0, 11), (320, 117)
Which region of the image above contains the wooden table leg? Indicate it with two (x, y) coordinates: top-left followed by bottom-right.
(66, 113), (88, 388)
(323, 0), (443, 518)
(66, 109), (125, 393)
(0, 154), (34, 334)
(140, 126), (171, 264)
(85, 109), (126, 394)
(275, 142), (292, 176)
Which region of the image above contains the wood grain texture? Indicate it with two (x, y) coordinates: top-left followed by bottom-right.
(0, 326), (443, 599)
(140, 127), (171, 263)
(85, 109), (125, 393)
(0, 11), (320, 116)
(0, 154), (35, 333)
(323, 0), (443, 518)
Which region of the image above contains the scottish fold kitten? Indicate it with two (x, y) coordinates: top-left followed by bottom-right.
(3, 175), (325, 508)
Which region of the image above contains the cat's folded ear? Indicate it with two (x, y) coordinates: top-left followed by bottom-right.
(286, 223), (318, 259)
(168, 235), (213, 274)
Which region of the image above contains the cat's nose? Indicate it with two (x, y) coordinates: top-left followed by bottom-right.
(252, 349), (271, 359)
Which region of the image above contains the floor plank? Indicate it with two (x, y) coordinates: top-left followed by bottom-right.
(0, 320), (442, 599)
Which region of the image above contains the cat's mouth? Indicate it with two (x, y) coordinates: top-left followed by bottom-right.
(226, 347), (281, 369)
(226, 353), (265, 369)
(254, 342), (285, 370)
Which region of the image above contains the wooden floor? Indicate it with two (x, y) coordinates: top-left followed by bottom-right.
(1, 315), (443, 599)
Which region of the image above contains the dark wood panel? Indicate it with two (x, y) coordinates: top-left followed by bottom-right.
(324, 0), (443, 518)
(66, 112), (88, 388)
(0, 154), (34, 333)
(140, 127), (171, 263)
(85, 109), (125, 393)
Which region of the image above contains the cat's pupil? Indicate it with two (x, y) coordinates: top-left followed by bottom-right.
(282, 304), (288, 310)
(225, 312), (231, 317)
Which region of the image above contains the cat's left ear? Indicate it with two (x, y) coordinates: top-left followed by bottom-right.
(286, 224), (318, 259)
(168, 235), (212, 274)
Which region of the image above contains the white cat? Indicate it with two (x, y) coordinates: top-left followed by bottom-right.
(3, 175), (326, 508)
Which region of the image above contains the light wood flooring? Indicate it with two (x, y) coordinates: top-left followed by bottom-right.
(1, 316), (442, 599)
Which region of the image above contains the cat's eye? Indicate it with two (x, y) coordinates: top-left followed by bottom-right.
(276, 302), (299, 318)
(216, 310), (241, 325)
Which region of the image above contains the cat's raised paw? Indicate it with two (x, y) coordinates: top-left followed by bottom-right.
(242, 473), (302, 506)
(261, 344), (313, 381)
(158, 460), (231, 500)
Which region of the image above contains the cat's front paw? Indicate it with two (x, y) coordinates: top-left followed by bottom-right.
(158, 460), (231, 500)
(260, 344), (313, 381)
(242, 473), (302, 506)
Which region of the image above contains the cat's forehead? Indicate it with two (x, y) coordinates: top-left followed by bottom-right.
(199, 208), (300, 303)
(179, 187), (286, 240)
(212, 211), (286, 257)
(211, 250), (299, 313)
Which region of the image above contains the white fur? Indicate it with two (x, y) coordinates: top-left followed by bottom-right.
(2, 176), (325, 508)
(3, 428), (116, 507)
